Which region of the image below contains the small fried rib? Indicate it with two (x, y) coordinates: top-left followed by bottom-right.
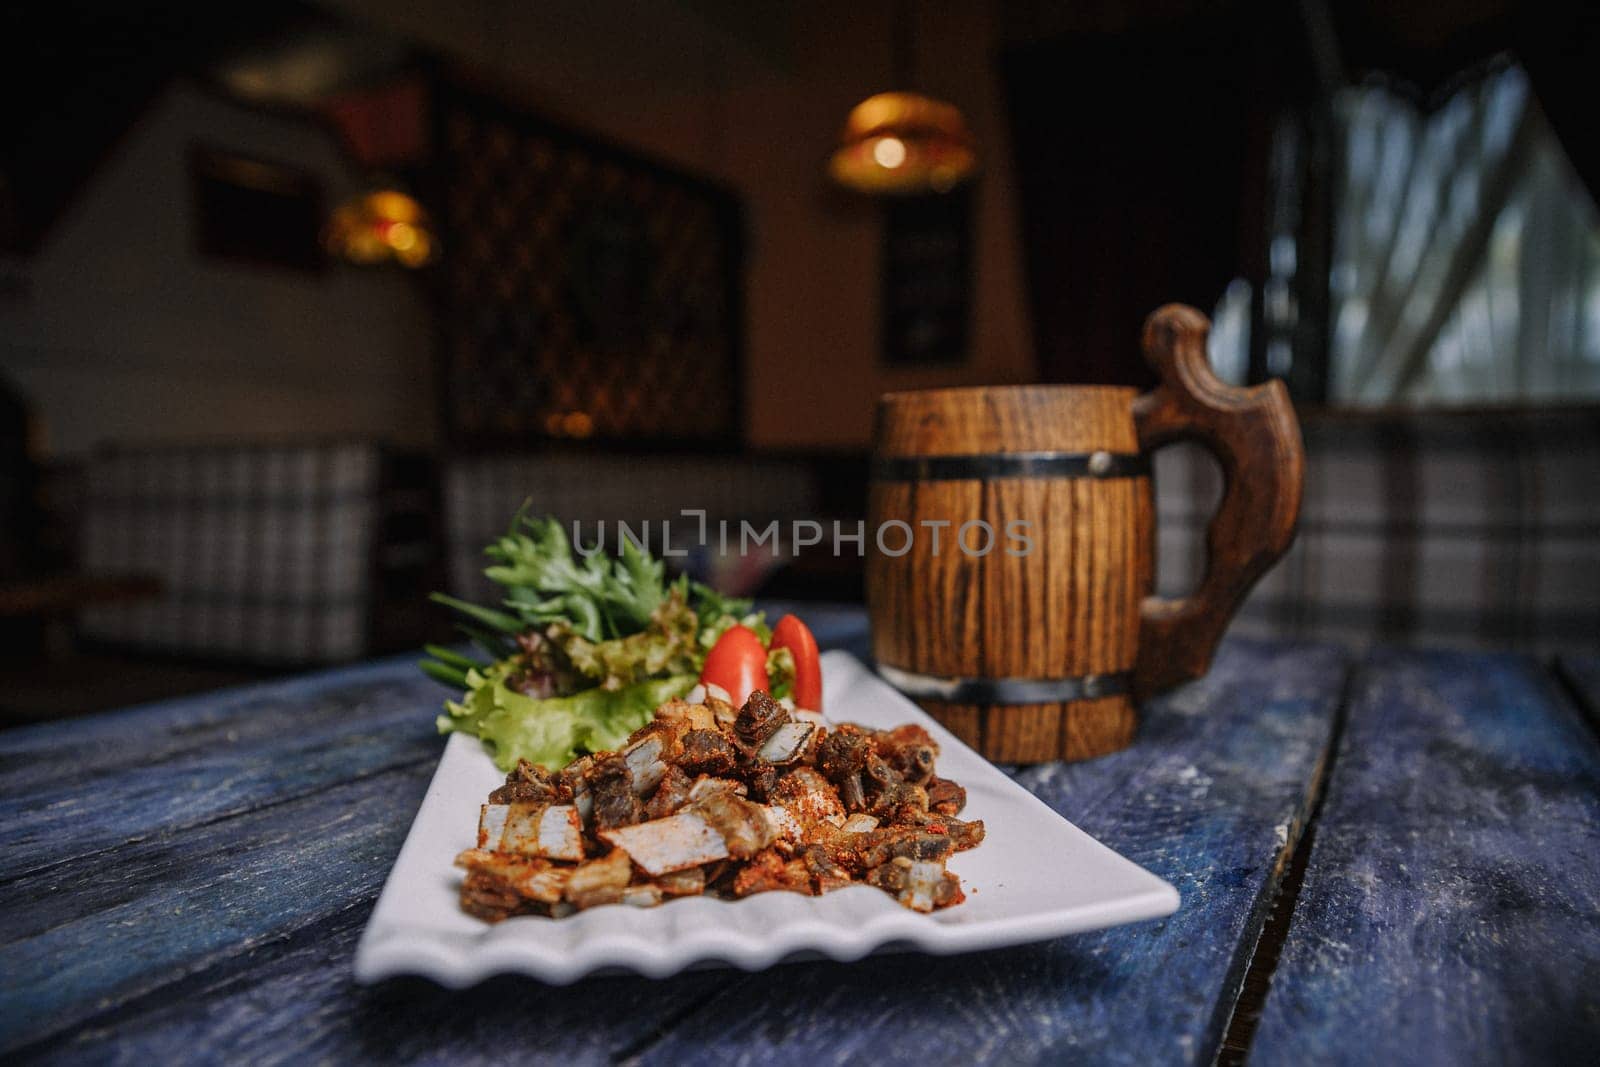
(769, 767), (844, 831)
(564, 847), (635, 909)
(599, 812), (730, 876)
(644, 764), (692, 819)
(477, 803), (584, 861)
(587, 753), (642, 830)
(689, 792), (777, 858)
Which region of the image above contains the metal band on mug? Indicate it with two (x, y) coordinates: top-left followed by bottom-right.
(875, 664), (1133, 705)
(870, 450), (1150, 483)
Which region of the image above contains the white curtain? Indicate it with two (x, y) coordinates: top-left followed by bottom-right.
(1330, 64), (1600, 405)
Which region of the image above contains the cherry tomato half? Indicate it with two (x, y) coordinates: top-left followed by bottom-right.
(771, 614), (822, 712)
(700, 624), (770, 706)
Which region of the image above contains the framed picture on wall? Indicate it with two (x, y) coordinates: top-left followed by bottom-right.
(189, 145), (324, 273)
(881, 188), (972, 367)
(433, 84), (745, 450)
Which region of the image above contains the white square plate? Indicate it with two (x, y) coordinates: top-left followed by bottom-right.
(355, 652), (1179, 986)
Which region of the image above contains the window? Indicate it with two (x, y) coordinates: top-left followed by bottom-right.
(1219, 64), (1600, 406)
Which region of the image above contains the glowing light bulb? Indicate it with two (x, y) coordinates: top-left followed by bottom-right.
(873, 136), (907, 169)
(387, 222), (418, 252)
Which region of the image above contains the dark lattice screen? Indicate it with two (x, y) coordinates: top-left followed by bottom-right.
(435, 86), (744, 449)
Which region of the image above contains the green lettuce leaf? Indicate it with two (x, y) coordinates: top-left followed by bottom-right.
(696, 610), (772, 653)
(687, 579), (754, 632)
(765, 645), (795, 701)
(438, 661), (696, 771)
(547, 587), (700, 690)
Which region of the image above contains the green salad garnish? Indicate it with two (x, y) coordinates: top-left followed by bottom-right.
(421, 512), (779, 771)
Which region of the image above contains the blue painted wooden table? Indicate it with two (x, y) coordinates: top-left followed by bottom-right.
(1, 607), (1596, 1065)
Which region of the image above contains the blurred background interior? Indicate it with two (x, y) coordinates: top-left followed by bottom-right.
(1, 0), (1597, 724)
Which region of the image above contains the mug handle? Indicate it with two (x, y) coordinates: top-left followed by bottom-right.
(1131, 304), (1305, 697)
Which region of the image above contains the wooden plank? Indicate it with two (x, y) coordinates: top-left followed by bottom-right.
(1, 757), (728, 1063)
(0, 670), (449, 880)
(1556, 654), (1600, 735)
(629, 638), (1349, 1065)
(11, 636), (1344, 1065)
(0, 652), (429, 766)
(0, 608), (865, 1061)
(0, 761), (434, 1051)
(1252, 648), (1600, 1065)
(23, 899), (736, 1065)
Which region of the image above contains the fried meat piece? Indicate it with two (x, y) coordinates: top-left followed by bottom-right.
(875, 724), (939, 784)
(733, 690), (788, 749)
(861, 752), (902, 794)
(644, 764), (692, 820)
(901, 810), (987, 851)
(587, 753), (642, 830)
(769, 767), (844, 830)
(837, 773), (868, 813)
(863, 830), (955, 867)
(689, 791), (777, 858)
(757, 722), (818, 764)
(556, 755), (596, 823)
(704, 695), (739, 728)
(623, 716), (694, 795)
(676, 729), (738, 776)
(455, 849), (571, 902)
(455, 849), (571, 921)
(924, 776), (967, 816)
(488, 759), (573, 804)
(654, 866), (707, 897)
(564, 847), (635, 909)
(739, 756), (778, 802)
(815, 727), (873, 780)
(817, 826), (955, 872)
(866, 856), (964, 912)
(477, 802), (585, 861)
(600, 811), (731, 876)
(687, 775), (747, 802)
(870, 783), (931, 825)
(460, 870), (539, 922)
(652, 697), (717, 732)
(800, 844), (854, 892)
(731, 848), (814, 897)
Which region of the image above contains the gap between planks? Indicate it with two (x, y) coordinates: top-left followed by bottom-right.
(1212, 664), (1357, 1066)
(610, 980), (750, 1065)
(1551, 657), (1600, 746)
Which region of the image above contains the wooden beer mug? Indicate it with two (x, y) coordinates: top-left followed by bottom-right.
(867, 304), (1304, 762)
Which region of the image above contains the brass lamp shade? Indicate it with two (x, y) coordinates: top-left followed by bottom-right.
(324, 188), (435, 268)
(827, 91), (977, 195)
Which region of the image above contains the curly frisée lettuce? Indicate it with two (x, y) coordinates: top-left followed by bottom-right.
(420, 510), (775, 771)
(440, 663), (696, 771)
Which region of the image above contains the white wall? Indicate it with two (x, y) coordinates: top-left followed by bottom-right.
(0, 81), (435, 458)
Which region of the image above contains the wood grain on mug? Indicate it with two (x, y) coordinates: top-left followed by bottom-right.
(868, 387), (1145, 762)
(868, 305), (1303, 763)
